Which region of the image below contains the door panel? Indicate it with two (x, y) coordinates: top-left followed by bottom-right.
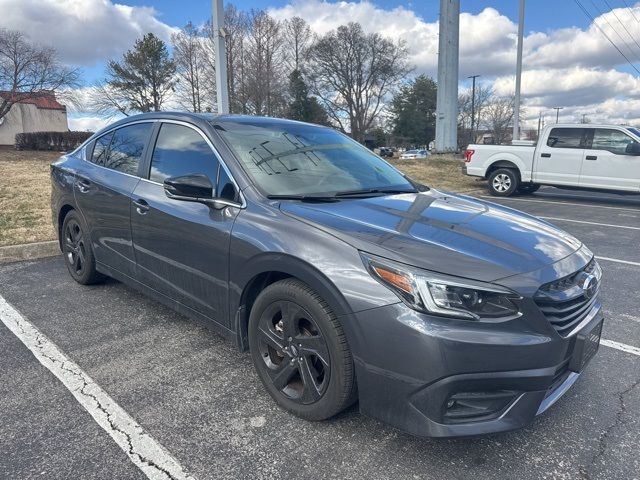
(130, 180), (237, 324)
(130, 122), (239, 325)
(580, 128), (640, 191)
(74, 123), (153, 277)
(533, 127), (585, 185)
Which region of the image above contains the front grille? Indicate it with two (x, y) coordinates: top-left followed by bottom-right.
(534, 259), (600, 337)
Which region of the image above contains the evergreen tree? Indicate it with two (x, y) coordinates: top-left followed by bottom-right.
(390, 75), (437, 146)
(287, 70), (329, 125)
(104, 33), (176, 113)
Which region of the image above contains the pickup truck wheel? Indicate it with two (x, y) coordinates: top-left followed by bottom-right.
(488, 168), (519, 197)
(517, 184), (540, 195)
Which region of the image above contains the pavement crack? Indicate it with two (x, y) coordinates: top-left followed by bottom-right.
(579, 377), (640, 479)
(7, 311), (182, 480)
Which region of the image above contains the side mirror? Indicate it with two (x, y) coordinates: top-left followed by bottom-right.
(164, 173), (241, 210)
(625, 142), (640, 155)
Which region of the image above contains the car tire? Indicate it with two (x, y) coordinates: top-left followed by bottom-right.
(488, 168), (519, 196)
(61, 210), (104, 285)
(248, 278), (357, 421)
(517, 183), (540, 195)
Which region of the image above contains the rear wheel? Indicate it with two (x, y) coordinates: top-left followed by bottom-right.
(517, 183), (540, 195)
(488, 168), (519, 197)
(248, 279), (357, 421)
(61, 210), (104, 285)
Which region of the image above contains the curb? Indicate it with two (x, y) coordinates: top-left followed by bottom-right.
(0, 240), (60, 264)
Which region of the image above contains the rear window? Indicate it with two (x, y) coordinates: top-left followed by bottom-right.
(90, 123), (152, 176)
(546, 128), (585, 149)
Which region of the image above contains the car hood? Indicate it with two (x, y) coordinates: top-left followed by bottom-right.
(279, 189), (582, 282)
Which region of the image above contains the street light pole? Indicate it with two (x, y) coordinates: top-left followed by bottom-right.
(553, 106), (563, 123)
(213, 0), (229, 114)
(512, 0), (525, 143)
(468, 74), (480, 143)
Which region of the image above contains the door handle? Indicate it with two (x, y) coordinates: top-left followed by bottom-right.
(75, 179), (91, 193)
(133, 198), (150, 214)
(541, 153), (551, 158)
(585, 155), (597, 160)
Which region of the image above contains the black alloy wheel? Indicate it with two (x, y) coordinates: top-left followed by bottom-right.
(64, 217), (87, 277)
(61, 211), (104, 285)
(248, 279), (357, 420)
(256, 300), (330, 404)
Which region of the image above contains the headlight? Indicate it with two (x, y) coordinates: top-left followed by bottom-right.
(362, 253), (521, 320)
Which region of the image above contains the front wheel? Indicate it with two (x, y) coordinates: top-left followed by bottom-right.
(488, 168), (519, 196)
(248, 279), (357, 421)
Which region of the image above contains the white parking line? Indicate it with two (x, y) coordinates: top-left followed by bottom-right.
(0, 295), (196, 480)
(601, 339), (640, 357)
(596, 256), (640, 267)
(538, 216), (640, 231)
(478, 195), (640, 213)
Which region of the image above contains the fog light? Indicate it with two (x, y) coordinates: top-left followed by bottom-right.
(443, 390), (518, 423)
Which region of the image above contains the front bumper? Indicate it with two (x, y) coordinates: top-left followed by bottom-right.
(350, 301), (604, 438)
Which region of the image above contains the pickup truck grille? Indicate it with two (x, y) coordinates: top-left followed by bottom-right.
(534, 259), (600, 337)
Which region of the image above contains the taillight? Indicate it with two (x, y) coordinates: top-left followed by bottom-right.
(464, 149), (475, 163)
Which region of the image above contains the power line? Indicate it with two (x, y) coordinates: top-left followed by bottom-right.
(573, 0), (640, 75)
(620, 0), (640, 24)
(589, 0), (640, 62)
(601, 0), (640, 54)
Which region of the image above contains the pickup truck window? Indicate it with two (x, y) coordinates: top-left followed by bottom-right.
(592, 129), (635, 155)
(546, 128), (586, 149)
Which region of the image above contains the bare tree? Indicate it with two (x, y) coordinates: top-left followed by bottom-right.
(482, 94), (517, 145)
(306, 23), (412, 142)
(172, 23), (212, 112)
(458, 84), (492, 145)
(243, 11), (287, 116)
(283, 17), (314, 71)
(0, 28), (80, 121)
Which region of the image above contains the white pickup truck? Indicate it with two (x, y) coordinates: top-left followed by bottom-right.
(463, 124), (640, 196)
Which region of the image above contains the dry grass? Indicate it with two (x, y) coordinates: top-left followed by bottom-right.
(0, 149), (483, 247)
(0, 147), (59, 246)
(389, 153), (482, 192)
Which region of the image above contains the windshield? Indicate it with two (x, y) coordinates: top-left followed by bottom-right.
(627, 127), (640, 138)
(212, 119), (415, 197)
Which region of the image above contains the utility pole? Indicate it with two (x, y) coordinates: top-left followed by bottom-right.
(553, 107), (563, 123)
(581, 113), (590, 123)
(468, 74), (480, 143)
(435, 0), (460, 153)
(512, 0), (525, 143)
(213, 0), (229, 114)
(537, 110), (542, 139)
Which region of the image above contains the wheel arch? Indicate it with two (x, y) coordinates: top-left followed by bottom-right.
(57, 204), (75, 249)
(486, 160), (521, 179)
(232, 254), (354, 352)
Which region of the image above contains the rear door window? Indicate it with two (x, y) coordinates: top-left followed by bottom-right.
(91, 132), (114, 167)
(104, 123), (153, 176)
(89, 123), (152, 176)
(546, 128), (586, 149)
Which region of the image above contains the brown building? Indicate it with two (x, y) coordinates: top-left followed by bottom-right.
(0, 91), (68, 145)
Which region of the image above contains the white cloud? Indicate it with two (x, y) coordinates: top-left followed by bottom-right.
(0, 0), (177, 66)
(68, 114), (115, 132)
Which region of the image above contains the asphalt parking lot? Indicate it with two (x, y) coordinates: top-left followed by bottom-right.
(1, 186), (639, 480)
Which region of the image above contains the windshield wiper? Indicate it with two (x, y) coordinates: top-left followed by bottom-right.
(333, 188), (418, 198)
(267, 194), (340, 202)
